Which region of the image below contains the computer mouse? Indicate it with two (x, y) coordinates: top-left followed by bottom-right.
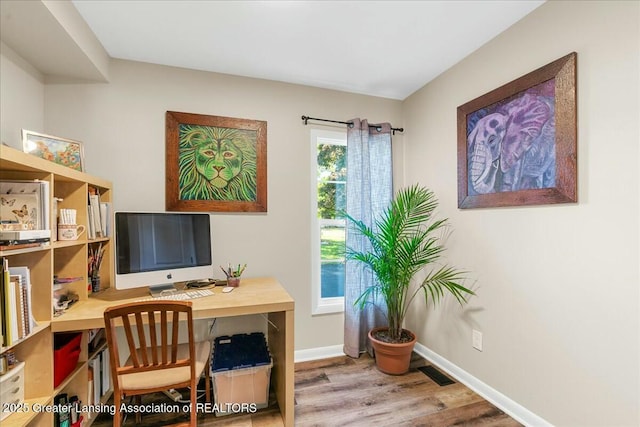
(222, 287), (234, 293)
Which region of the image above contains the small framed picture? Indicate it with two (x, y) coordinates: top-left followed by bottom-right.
(22, 129), (85, 172)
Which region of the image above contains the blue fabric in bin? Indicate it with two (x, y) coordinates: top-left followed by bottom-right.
(212, 332), (271, 372)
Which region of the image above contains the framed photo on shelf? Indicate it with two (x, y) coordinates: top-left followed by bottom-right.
(457, 52), (577, 209)
(165, 111), (267, 212)
(22, 129), (85, 172)
(0, 180), (49, 231)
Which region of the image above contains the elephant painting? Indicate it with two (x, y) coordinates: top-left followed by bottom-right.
(466, 79), (556, 195)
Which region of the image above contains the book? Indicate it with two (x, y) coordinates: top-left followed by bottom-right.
(5, 271), (18, 344)
(0, 258), (7, 346)
(9, 266), (34, 337)
(0, 273), (3, 347)
(0, 242), (44, 251)
(0, 239), (50, 252)
(1, 237), (50, 244)
(100, 348), (110, 396)
(11, 276), (25, 339)
(0, 229), (51, 240)
(87, 206), (95, 240)
(87, 365), (94, 413)
(99, 202), (111, 237)
(91, 357), (101, 405)
(20, 276), (30, 336)
(89, 193), (102, 238)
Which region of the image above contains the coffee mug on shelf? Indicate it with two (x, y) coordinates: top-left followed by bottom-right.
(57, 224), (86, 241)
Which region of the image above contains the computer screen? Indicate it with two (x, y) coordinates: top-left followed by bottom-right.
(114, 211), (212, 293)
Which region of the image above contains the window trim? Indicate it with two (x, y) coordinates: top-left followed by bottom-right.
(311, 128), (346, 315)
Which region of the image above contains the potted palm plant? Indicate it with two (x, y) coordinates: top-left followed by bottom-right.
(346, 184), (474, 375)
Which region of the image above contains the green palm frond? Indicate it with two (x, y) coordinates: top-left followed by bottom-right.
(346, 184), (474, 342)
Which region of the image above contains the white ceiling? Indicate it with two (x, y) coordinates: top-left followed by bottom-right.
(72, 0), (544, 100)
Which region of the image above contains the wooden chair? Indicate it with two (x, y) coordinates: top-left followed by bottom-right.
(103, 300), (211, 427)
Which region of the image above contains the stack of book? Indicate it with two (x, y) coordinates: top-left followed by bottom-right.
(0, 258), (35, 347)
(0, 229), (51, 251)
(87, 186), (111, 239)
(0, 179), (51, 250)
(87, 346), (110, 413)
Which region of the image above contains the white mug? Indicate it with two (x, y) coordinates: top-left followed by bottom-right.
(58, 224), (86, 241)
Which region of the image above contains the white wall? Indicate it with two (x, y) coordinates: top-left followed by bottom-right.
(0, 42), (45, 146)
(39, 59), (403, 351)
(0, 35), (404, 353)
(402, 1), (639, 426)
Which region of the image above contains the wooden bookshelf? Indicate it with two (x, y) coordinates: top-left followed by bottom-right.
(1, 145), (113, 427)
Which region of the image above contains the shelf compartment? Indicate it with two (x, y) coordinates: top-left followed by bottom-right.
(0, 395), (53, 427)
(0, 321), (51, 354)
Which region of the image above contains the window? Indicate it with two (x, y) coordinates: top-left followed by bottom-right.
(311, 129), (346, 314)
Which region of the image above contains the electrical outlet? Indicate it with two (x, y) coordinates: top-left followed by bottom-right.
(472, 329), (483, 351)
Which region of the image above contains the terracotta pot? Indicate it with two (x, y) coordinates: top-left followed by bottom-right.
(368, 327), (417, 375)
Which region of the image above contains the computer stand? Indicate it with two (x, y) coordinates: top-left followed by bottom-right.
(148, 283), (178, 297)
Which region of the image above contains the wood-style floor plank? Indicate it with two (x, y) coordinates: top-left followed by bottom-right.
(293, 354), (521, 427)
(92, 353), (520, 426)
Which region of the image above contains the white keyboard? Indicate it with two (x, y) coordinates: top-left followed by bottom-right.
(138, 289), (214, 302)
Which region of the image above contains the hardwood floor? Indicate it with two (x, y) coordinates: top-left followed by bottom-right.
(92, 354), (521, 426)
(293, 354), (521, 427)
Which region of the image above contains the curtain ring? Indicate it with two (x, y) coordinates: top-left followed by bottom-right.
(376, 126), (382, 132)
(347, 122), (355, 128)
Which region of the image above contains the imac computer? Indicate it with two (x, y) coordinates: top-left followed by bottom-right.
(114, 211), (213, 295)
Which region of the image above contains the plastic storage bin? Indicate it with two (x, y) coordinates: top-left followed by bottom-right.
(54, 332), (82, 388)
(211, 332), (272, 416)
(0, 361), (26, 422)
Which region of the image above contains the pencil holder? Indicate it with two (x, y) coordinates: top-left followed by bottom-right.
(227, 277), (240, 287)
(91, 275), (101, 293)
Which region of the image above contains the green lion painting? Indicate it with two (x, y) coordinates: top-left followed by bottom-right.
(178, 125), (257, 201)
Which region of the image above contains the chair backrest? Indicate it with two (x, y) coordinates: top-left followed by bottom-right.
(103, 300), (196, 384)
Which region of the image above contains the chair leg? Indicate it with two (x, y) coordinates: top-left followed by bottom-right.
(135, 395), (142, 423)
(113, 391), (122, 427)
(205, 359), (211, 403)
(190, 379), (197, 427)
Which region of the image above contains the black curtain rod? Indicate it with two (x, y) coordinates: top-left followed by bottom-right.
(301, 115), (404, 135)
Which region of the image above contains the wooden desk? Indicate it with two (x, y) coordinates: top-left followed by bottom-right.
(51, 277), (295, 427)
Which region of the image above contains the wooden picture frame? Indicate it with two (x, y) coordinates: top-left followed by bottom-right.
(22, 129), (85, 172)
(166, 111), (267, 212)
(457, 52), (577, 209)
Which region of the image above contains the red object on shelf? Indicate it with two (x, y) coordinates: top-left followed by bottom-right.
(54, 332), (82, 388)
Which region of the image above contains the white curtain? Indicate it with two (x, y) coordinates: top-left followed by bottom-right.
(343, 118), (393, 358)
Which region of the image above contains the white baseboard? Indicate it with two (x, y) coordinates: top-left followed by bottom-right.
(413, 342), (553, 427)
(294, 344), (345, 363)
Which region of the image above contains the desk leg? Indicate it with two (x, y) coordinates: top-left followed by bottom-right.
(268, 310), (294, 427)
